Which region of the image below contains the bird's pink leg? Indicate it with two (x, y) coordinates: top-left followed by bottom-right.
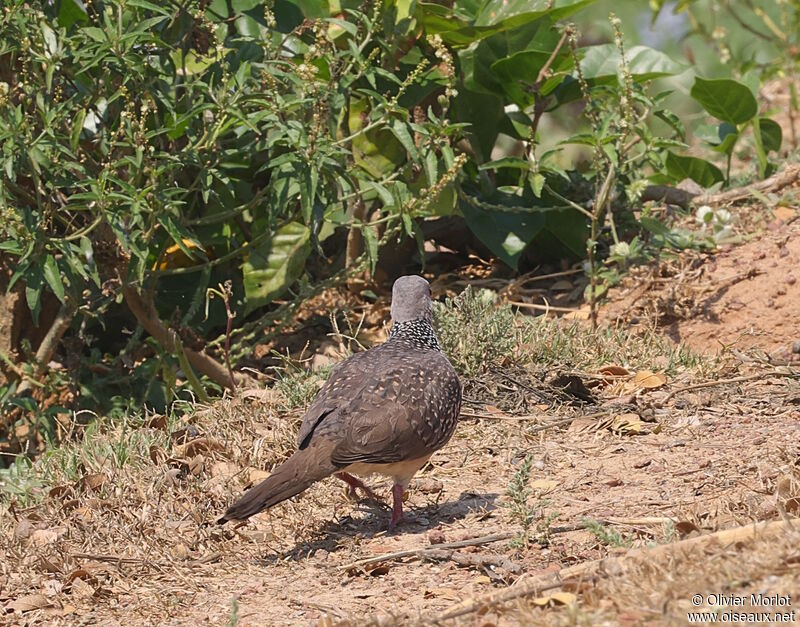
(335, 472), (382, 502)
(388, 483), (405, 531)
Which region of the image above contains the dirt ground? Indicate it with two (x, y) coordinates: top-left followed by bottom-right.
(601, 205), (800, 359)
(2, 200), (800, 626)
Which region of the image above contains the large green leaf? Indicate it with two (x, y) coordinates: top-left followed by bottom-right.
(690, 77), (757, 125)
(534, 209), (588, 259)
(580, 44), (685, 83)
(460, 18), (557, 103)
(56, 0), (89, 28)
(665, 152), (724, 188)
(242, 222), (311, 314)
(459, 195), (545, 270)
(349, 98), (406, 178)
(474, 0), (591, 26)
(417, 0), (591, 48)
(451, 89), (504, 162)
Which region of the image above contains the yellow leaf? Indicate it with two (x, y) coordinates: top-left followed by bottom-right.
(563, 305), (591, 320)
(530, 591), (577, 606)
(529, 479), (559, 491)
(550, 592), (577, 605)
(611, 413), (643, 435)
(634, 370), (667, 389)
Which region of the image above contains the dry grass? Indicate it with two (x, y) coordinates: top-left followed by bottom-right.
(1, 311), (799, 625)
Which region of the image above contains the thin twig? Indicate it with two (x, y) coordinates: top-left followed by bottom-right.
(508, 301), (584, 313)
(340, 532), (515, 571)
(416, 518), (799, 624)
(422, 549), (524, 575)
(17, 302), (76, 396)
(662, 369), (798, 403)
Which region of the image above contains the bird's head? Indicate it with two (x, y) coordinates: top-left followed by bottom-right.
(390, 275), (433, 323)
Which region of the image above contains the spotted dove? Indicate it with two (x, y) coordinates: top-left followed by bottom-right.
(219, 275), (462, 530)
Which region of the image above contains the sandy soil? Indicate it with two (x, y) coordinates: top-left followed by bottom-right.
(2, 203), (800, 627)
(601, 206), (800, 358)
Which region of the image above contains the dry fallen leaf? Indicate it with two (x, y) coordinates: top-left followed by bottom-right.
(14, 518), (36, 541)
(30, 528), (64, 547)
(611, 413), (644, 435)
(530, 591), (577, 606)
(69, 577), (95, 598)
(65, 569), (94, 584)
(211, 461), (239, 478)
(78, 472), (107, 493)
(48, 485), (73, 500)
(7, 594), (54, 613)
(247, 468), (271, 485)
(634, 370), (667, 389)
(773, 206), (798, 223)
(563, 305), (591, 320)
(567, 416), (603, 433)
(188, 454), (205, 476)
(598, 364), (631, 379)
(180, 436), (226, 457)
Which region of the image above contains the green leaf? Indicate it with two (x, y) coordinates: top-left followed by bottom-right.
(56, 0), (89, 28)
(43, 255), (65, 303)
(690, 77), (757, 125)
(424, 151), (438, 187)
(757, 117), (782, 153)
(299, 165), (318, 223)
(241, 222), (311, 314)
(71, 108), (86, 151)
(390, 119), (419, 160)
(367, 181), (395, 207)
(711, 123), (738, 155)
(362, 226), (378, 275)
(529, 173), (545, 198)
(640, 215), (671, 236)
(418, 0), (591, 47)
(350, 99), (406, 178)
(580, 44), (685, 82)
(158, 214), (203, 261)
(25, 262), (44, 325)
(665, 152), (724, 188)
(127, 0), (171, 14)
(459, 194), (545, 270)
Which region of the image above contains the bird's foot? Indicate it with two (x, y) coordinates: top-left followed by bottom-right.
(336, 472), (383, 503)
(387, 483), (405, 532)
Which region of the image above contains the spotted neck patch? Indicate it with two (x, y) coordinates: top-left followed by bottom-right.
(388, 318), (441, 351)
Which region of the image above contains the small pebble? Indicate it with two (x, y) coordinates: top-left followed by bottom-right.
(428, 529), (446, 545)
(792, 341), (800, 354)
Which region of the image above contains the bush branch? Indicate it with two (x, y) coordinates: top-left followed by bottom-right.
(122, 285), (238, 391)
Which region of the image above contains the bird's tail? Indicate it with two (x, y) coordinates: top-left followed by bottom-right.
(218, 445), (336, 523)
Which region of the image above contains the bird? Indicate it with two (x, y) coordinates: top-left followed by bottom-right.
(219, 275), (462, 530)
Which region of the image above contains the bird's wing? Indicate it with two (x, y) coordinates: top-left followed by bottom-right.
(296, 348), (379, 449)
(329, 363), (461, 466)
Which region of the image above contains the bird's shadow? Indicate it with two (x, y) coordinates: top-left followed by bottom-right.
(256, 490), (499, 565)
